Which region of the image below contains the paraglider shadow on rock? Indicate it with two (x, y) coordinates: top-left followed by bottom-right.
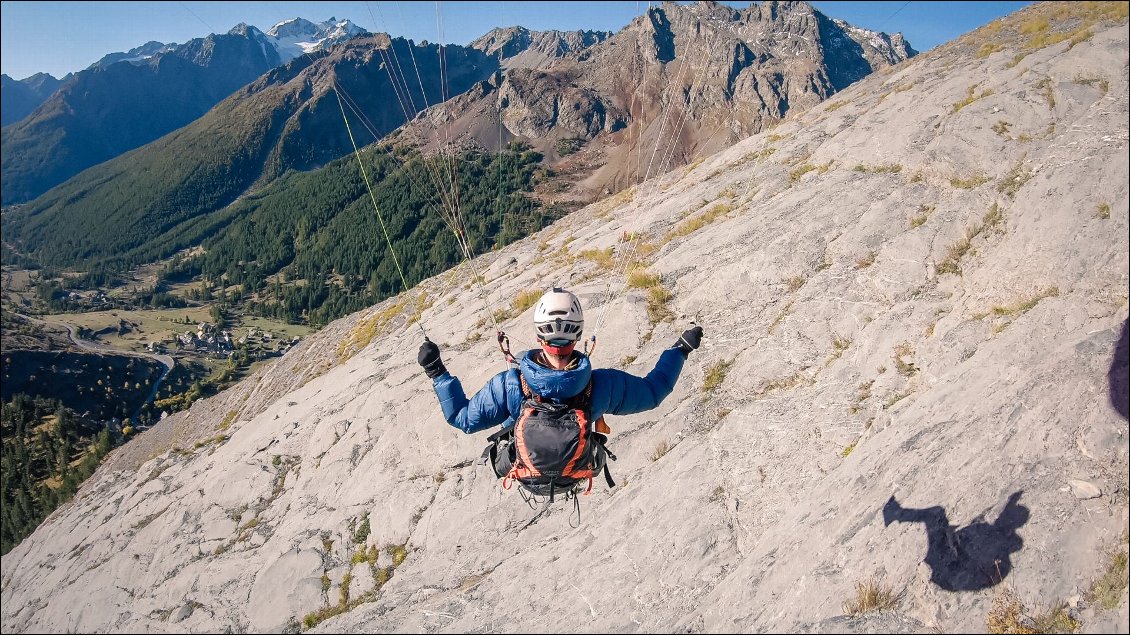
(883, 491), (1030, 592)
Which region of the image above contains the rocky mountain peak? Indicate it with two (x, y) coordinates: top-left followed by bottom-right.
(266, 17), (318, 39)
(759, 0), (817, 21)
(88, 40), (178, 70)
(226, 22), (265, 38)
(396, 0), (916, 203)
(470, 25), (612, 68)
(0, 72), (65, 125)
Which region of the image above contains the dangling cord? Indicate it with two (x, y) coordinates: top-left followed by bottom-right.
(569, 492), (582, 528)
(582, 335), (597, 358)
(497, 330), (516, 366)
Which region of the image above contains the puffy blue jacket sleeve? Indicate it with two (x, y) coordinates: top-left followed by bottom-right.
(597, 347), (687, 416)
(431, 369), (516, 434)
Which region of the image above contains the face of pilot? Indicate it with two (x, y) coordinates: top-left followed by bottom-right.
(539, 338), (575, 369)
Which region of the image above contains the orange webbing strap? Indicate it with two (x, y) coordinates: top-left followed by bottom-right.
(560, 408), (592, 478)
(518, 372), (537, 402)
(512, 406), (541, 479)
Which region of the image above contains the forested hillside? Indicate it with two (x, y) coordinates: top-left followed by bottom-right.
(0, 395), (115, 555)
(154, 146), (552, 326)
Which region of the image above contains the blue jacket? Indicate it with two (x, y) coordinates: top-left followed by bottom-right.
(432, 348), (687, 433)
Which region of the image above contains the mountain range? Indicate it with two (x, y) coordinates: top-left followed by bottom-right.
(0, 73), (65, 127)
(396, 1), (915, 200)
(2, 1), (913, 293)
(1, 2), (1126, 632)
(0, 17), (367, 204)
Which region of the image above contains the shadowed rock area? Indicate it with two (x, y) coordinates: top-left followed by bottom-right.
(2, 3), (1127, 633)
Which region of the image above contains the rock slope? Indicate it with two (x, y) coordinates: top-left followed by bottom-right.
(2, 3), (1127, 633)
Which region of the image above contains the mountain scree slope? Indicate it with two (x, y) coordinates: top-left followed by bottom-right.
(1, 2), (1128, 633)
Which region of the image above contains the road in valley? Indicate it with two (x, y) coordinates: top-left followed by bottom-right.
(12, 312), (175, 421)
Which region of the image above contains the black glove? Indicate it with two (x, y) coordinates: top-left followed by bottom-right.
(674, 325), (704, 356)
(418, 339), (447, 379)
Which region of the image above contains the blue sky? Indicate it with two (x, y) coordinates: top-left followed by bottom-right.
(1, 1), (1032, 80)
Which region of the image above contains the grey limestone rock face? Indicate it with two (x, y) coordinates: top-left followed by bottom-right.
(2, 3), (1128, 634)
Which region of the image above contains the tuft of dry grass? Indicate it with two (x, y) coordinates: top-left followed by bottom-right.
(664, 203), (733, 242)
(893, 342), (918, 377)
(788, 163), (818, 185)
(193, 434), (229, 450)
(512, 289), (542, 313)
(1030, 601), (1081, 633)
(827, 336), (852, 366)
(976, 42), (1006, 58)
(986, 587), (1036, 634)
(785, 276), (806, 292)
(998, 158), (1033, 198)
(952, 85), (995, 113)
(982, 201), (1006, 234)
(855, 251), (877, 269)
(384, 543), (409, 567)
(1096, 202), (1111, 219)
(755, 372), (812, 398)
(1086, 535), (1129, 610)
(842, 578), (898, 616)
(1034, 77), (1056, 109)
(878, 80), (917, 103)
(627, 268), (662, 289)
(951, 173), (991, 189)
(407, 291), (434, 326)
(985, 587), (1081, 634)
(852, 163), (903, 174)
(768, 301), (793, 335)
(219, 410), (238, 431)
(646, 286), (674, 325)
(742, 146), (777, 164)
(580, 247), (615, 269)
(884, 389), (913, 409)
(938, 224), (983, 276)
(491, 288), (545, 323)
(849, 380), (873, 414)
(910, 204), (935, 229)
(649, 440), (671, 462)
(988, 287), (1061, 319)
(703, 359), (734, 393)
(337, 301), (405, 363)
(1073, 74), (1110, 93)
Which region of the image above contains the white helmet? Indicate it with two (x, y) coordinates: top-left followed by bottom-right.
(533, 288), (584, 343)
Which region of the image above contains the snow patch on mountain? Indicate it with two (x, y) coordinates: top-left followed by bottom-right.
(266, 17), (368, 62)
